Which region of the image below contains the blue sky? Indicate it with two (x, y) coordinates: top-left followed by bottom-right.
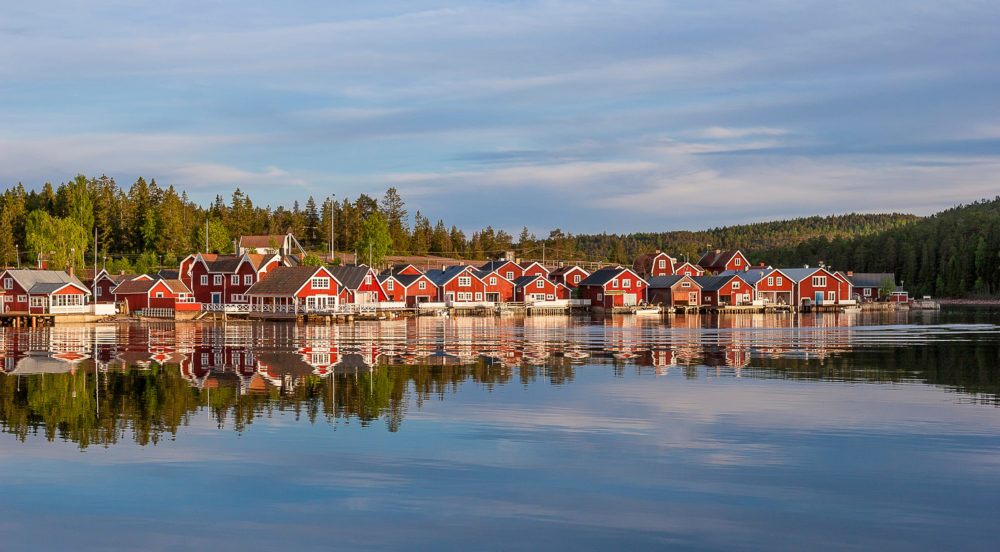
(1, 1), (998, 233)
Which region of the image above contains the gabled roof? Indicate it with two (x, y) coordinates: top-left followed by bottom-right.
(247, 266), (332, 296)
(328, 265), (375, 291)
(848, 273), (894, 288)
(549, 265), (589, 277)
(578, 267), (628, 287)
(672, 261), (703, 273)
(157, 269), (180, 280)
(2, 269), (90, 295)
(112, 278), (159, 295)
(396, 273), (433, 288)
(239, 234), (287, 249)
(479, 260), (519, 272)
(519, 261), (550, 272)
(698, 250), (745, 270)
(692, 274), (747, 291)
(426, 265), (483, 287)
(473, 269), (512, 284)
(381, 263), (423, 276)
(775, 267), (835, 283)
(512, 274), (549, 287)
(647, 275), (700, 289)
(632, 251), (675, 274)
(163, 280), (192, 294)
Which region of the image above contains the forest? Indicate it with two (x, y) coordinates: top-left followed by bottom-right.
(0, 173), (996, 297)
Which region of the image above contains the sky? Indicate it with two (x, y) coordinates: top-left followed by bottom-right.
(1, 1), (998, 234)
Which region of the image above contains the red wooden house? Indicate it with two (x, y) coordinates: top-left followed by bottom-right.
(720, 268), (794, 305)
(555, 282), (572, 300)
(693, 274), (755, 307)
(646, 275), (702, 307)
(189, 253), (284, 305)
(577, 267), (648, 309)
(833, 271), (854, 303)
(382, 263), (424, 277)
(328, 265), (388, 305)
(396, 273), (439, 307)
(0, 269), (91, 314)
(89, 271), (152, 303)
(479, 260), (523, 282)
(549, 265), (590, 288)
(780, 267), (845, 306)
(632, 251), (676, 279)
(475, 269), (515, 302)
(672, 262), (705, 277)
(246, 265), (341, 311)
(697, 250), (750, 274)
(519, 261), (550, 279)
(113, 278), (195, 313)
(513, 275), (559, 302)
(427, 265), (487, 303)
(378, 273), (407, 302)
(847, 272), (895, 300)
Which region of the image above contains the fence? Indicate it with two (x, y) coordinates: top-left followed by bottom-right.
(138, 308), (175, 319)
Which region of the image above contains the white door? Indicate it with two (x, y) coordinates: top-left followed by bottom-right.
(624, 293), (637, 306)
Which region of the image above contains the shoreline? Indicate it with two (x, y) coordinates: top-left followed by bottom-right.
(937, 299), (1000, 306)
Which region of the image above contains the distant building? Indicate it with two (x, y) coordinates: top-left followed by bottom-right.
(237, 233), (306, 258)
(632, 251), (676, 279)
(697, 250), (750, 274)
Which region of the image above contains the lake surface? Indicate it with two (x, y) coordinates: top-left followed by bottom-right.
(1, 308), (999, 551)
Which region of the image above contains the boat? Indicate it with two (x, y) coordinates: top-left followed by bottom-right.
(633, 306), (661, 315)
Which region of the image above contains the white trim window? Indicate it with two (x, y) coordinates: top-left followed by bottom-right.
(506, 271), (514, 280)
(732, 281), (740, 289)
(776, 276), (783, 286)
(231, 294), (246, 302)
(828, 291), (836, 301)
(3, 278), (11, 289)
(623, 279), (631, 288)
(863, 288), (872, 296)
(536, 280), (545, 289)
(573, 274), (581, 284)
(489, 277), (497, 285)
(475, 292), (482, 301)
(231, 274), (239, 286)
(200, 275), (208, 286)
(418, 280), (426, 290)
(96, 287), (102, 297)
(458, 276), (472, 287)
(18, 295), (27, 303)
(386, 280), (394, 291)
(681, 281), (690, 288)
(244, 274), (253, 285)
(658, 259), (666, 269)
(155, 292), (164, 298)
(734, 257), (742, 266)
(610, 279), (617, 288)
(812, 276), (827, 286)
(596, 293), (603, 301)
(213, 275), (222, 286)
(767, 277), (774, 286)
(365, 274), (372, 285)
(311, 277), (330, 289)
(457, 292), (473, 301)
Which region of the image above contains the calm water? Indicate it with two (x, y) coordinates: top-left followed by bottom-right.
(1, 308), (999, 551)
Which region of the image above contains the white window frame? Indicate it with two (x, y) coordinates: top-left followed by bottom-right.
(813, 276), (827, 286)
(96, 287), (102, 297)
(734, 257), (742, 266)
(767, 277), (774, 286)
(536, 280), (544, 289)
(863, 287), (872, 296)
(18, 295), (27, 303)
(155, 292), (164, 298)
(213, 275), (222, 286)
(475, 292), (482, 301)
(596, 293), (603, 301)
(506, 271), (514, 280)
(231, 274), (239, 286)
(418, 280), (426, 290)
(776, 276), (783, 286)
(489, 277), (497, 285)
(3, 278), (11, 289)
(458, 276), (472, 287)
(200, 275), (208, 286)
(623, 279), (631, 288)
(828, 291), (836, 301)
(658, 259), (666, 269)
(732, 281), (740, 289)
(365, 274), (372, 285)
(681, 281), (690, 288)
(311, 277), (330, 289)
(244, 274), (253, 285)
(573, 274), (581, 284)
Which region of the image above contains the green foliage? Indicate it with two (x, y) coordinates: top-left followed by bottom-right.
(24, 210), (88, 270)
(355, 212), (393, 266)
(301, 253), (323, 266)
(194, 219), (231, 254)
(879, 276), (896, 298)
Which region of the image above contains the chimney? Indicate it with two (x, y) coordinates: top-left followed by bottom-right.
(655, 249), (660, 254)
(67, 266), (74, 277)
(847, 271), (854, 276)
(804, 264), (809, 269)
(715, 249), (721, 254)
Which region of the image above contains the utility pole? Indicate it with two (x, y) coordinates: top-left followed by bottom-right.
(205, 219), (209, 252)
(14, 244), (18, 269)
(369, 242), (373, 268)
(93, 227), (98, 299)
(543, 243), (546, 266)
(330, 194), (335, 265)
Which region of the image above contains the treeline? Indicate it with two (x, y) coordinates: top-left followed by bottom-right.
(761, 198), (1000, 298)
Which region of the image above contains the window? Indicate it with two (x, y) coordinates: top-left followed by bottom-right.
(386, 280), (394, 291)
(201, 353), (208, 365)
(573, 275), (581, 284)
(200, 275), (208, 286)
(812, 276), (827, 286)
(536, 280), (544, 288)
(506, 271), (514, 280)
(155, 292), (164, 298)
(18, 295), (26, 303)
(776, 276), (783, 286)
(214, 275), (222, 286)
(681, 281), (690, 288)
(96, 287), (102, 297)
(732, 281), (740, 289)
(863, 288), (872, 296)
(418, 280), (426, 290)
(231, 274), (239, 286)
(458, 276), (471, 287)
(658, 259), (666, 269)
(734, 257), (742, 266)
(828, 291), (836, 301)
(596, 293), (602, 301)
(3, 278), (10, 289)
(610, 279), (617, 288)
(489, 277), (497, 285)
(231, 294), (246, 302)
(766, 277), (773, 286)
(546, 294), (554, 300)
(365, 274), (372, 285)
(3, 296), (9, 303)
(475, 292), (482, 301)
(623, 279), (631, 288)
(457, 292), (472, 301)
(244, 274), (253, 285)
(311, 277), (330, 289)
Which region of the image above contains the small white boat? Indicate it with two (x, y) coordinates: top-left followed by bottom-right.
(633, 307), (661, 315)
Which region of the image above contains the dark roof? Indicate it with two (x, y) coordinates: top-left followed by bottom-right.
(647, 275), (700, 289)
(112, 279), (158, 295)
(848, 273), (895, 288)
(691, 274), (744, 291)
(632, 252), (673, 275)
(479, 260), (517, 272)
(3, 269), (90, 295)
(381, 263), (422, 276)
(157, 269), (180, 280)
(549, 265), (588, 277)
(698, 250), (743, 270)
(247, 266), (325, 295)
(716, 268), (777, 285)
(473, 269), (510, 282)
(426, 265), (478, 286)
(578, 267), (626, 287)
(512, 274), (545, 287)
(328, 265), (373, 291)
(203, 255), (243, 273)
(396, 273), (429, 287)
(774, 267), (832, 282)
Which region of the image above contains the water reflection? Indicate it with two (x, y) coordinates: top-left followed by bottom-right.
(1, 309), (998, 448)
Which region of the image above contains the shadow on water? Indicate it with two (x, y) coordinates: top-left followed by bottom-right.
(1, 306), (998, 448)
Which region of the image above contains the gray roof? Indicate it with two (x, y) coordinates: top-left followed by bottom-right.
(716, 268), (782, 285)
(578, 267), (626, 287)
(395, 273), (429, 287)
(848, 272), (895, 288)
(647, 275), (701, 289)
(512, 274), (545, 287)
(3, 269), (90, 295)
(327, 265), (374, 291)
(247, 266), (326, 295)
(426, 265), (479, 286)
(691, 274), (745, 292)
(775, 267), (833, 283)
(479, 260), (518, 272)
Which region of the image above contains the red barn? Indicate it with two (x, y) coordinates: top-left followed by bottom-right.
(427, 265), (487, 303)
(519, 261), (551, 279)
(513, 275), (558, 302)
(549, 265), (590, 288)
(697, 250), (750, 274)
(672, 262), (705, 277)
(693, 274), (755, 307)
(632, 251), (676, 279)
(189, 253), (284, 305)
(847, 272), (895, 301)
(577, 267), (648, 309)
